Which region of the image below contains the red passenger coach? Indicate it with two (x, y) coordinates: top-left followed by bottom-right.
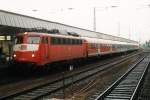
(81, 37), (139, 57)
(13, 32), (86, 66)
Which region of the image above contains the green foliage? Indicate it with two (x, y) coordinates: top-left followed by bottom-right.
(142, 40), (150, 49)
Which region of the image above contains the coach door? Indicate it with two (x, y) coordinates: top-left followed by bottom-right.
(42, 37), (49, 61)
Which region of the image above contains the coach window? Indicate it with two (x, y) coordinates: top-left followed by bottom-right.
(62, 38), (65, 44)
(96, 44), (98, 48)
(78, 40), (82, 45)
(78, 40), (80, 44)
(72, 39), (75, 45)
(59, 38), (63, 44)
(75, 39), (78, 45)
(66, 38), (69, 44)
(55, 38), (59, 44)
(112, 44), (114, 48)
(113, 44), (116, 49)
(65, 38), (67, 44)
(69, 39), (71, 44)
(66, 39), (69, 44)
(90, 43), (93, 48)
(75, 39), (77, 45)
(79, 40), (81, 44)
(61, 38), (64, 44)
(76, 39), (79, 44)
(73, 39), (76, 44)
(45, 37), (48, 44)
(119, 45), (120, 48)
(72, 39), (74, 45)
(77, 39), (79, 44)
(79, 40), (82, 45)
(51, 37), (54, 44)
(75, 39), (77, 44)
(67, 39), (71, 44)
(65, 38), (69, 45)
(74, 39), (77, 45)
(70, 39), (72, 44)
(64, 38), (67, 44)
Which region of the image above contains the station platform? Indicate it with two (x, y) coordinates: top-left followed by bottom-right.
(0, 63), (9, 69)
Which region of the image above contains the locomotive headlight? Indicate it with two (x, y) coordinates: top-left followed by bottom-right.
(32, 54), (35, 57)
(13, 54), (16, 57)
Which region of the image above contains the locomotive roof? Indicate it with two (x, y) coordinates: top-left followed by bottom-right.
(18, 32), (82, 39)
(17, 32), (138, 46)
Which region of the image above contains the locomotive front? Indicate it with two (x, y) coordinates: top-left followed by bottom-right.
(13, 32), (41, 65)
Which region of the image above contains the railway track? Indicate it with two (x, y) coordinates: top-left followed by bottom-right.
(94, 54), (150, 100)
(136, 56), (150, 100)
(0, 52), (141, 100)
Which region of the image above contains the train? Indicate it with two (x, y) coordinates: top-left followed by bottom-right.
(12, 32), (139, 66)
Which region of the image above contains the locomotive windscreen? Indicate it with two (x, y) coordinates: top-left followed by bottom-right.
(27, 36), (40, 44)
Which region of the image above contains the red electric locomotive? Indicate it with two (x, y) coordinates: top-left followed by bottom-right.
(13, 32), (139, 67)
(13, 32), (87, 66)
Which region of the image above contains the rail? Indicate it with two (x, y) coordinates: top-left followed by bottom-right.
(0, 52), (141, 100)
(95, 54), (150, 100)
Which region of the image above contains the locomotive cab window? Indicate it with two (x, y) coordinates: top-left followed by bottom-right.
(15, 36), (24, 44)
(42, 37), (48, 44)
(27, 36), (40, 44)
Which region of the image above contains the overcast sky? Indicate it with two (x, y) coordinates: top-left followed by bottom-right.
(0, 0), (150, 43)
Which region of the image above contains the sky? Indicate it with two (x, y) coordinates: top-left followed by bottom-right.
(0, 0), (150, 43)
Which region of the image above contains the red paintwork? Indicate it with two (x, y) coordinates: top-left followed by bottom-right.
(13, 32), (86, 66)
(14, 51), (40, 63)
(100, 44), (112, 53)
(13, 32), (138, 66)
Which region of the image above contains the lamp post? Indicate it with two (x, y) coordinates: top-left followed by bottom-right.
(93, 7), (96, 32)
(32, 9), (37, 12)
(93, 6), (118, 32)
(118, 22), (120, 36)
(32, 8), (74, 14)
(136, 4), (150, 43)
(129, 24), (131, 39)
